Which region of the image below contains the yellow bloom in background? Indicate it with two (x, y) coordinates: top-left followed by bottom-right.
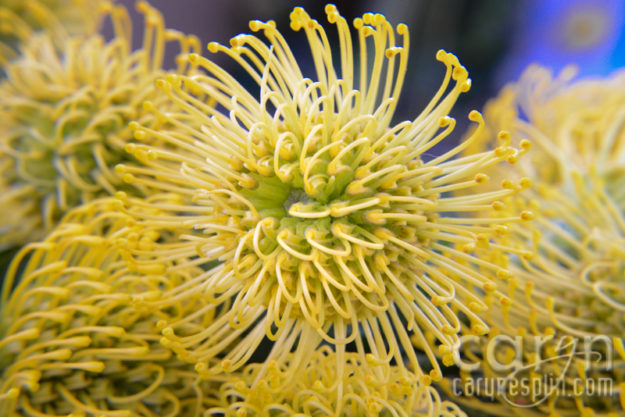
(0, 198), (215, 416)
(443, 175), (625, 416)
(118, 5), (531, 380)
(473, 65), (625, 202)
(0, 0), (103, 67)
(201, 345), (466, 417)
(0, 1), (200, 250)
(445, 66), (625, 416)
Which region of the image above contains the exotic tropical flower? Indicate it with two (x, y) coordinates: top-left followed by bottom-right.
(0, 198), (215, 416)
(445, 67), (625, 416)
(0, 0), (103, 67)
(442, 174), (625, 416)
(118, 5), (532, 379)
(201, 345), (467, 417)
(472, 65), (625, 201)
(0, 1), (200, 249)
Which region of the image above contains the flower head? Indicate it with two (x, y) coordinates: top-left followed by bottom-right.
(465, 65), (625, 339)
(0, 0), (104, 67)
(449, 66), (625, 416)
(119, 5), (530, 378)
(450, 175), (625, 415)
(0, 199), (213, 416)
(0, 1), (200, 249)
(473, 65), (625, 194)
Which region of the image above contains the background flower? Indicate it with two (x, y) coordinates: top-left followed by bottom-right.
(445, 64), (625, 417)
(0, 1), (199, 250)
(0, 0), (104, 68)
(0, 198), (218, 416)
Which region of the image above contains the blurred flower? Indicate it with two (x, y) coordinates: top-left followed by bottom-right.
(118, 5), (531, 379)
(477, 65), (625, 203)
(0, 0), (104, 67)
(445, 175), (625, 416)
(202, 345), (467, 417)
(0, 1), (200, 250)
(449, 65), (625, 416)
(496, 0), (625, 86)
(0, 198), (215, 416)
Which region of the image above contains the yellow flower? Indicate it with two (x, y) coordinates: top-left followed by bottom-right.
(201, 345), (466, 417)
(0, 0), (103, 67)
(448, 66), (625, 416)
(0, 1), (200, 249)
(0, 198), (213, 416)
(472, 65), (625, 200)
(118, 5), (530, 379)
(470, 66), (625, 349)
(445, 175), (625, 416)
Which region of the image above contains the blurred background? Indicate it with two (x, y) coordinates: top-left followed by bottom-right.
(115, 0), (625, 136)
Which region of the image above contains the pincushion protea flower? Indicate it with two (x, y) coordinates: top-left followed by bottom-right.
(0, 0), (104, 67)
(201, 345), (467, 417)
(118, 4), (532, 380)
(442, 177), (625, 416)
(0, 1), (200, 250)
(444, 67), (625, 416)
(0, 198), (217, 416)
(470, 65), (625, 203)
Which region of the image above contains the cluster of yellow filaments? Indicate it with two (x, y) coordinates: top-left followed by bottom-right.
(473, 65), (625, 202)
(15, 3), (625, 417)
(0, 1), (200, 249)
(0, 0), (104, 67)
(200, 345), (467, 417)
(443, 177), (625, 417)
(445, 66), (625, 416)
(0, 154), (40, 247)
(115, 4), (534, 381)
(0, 199), (221, 417)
